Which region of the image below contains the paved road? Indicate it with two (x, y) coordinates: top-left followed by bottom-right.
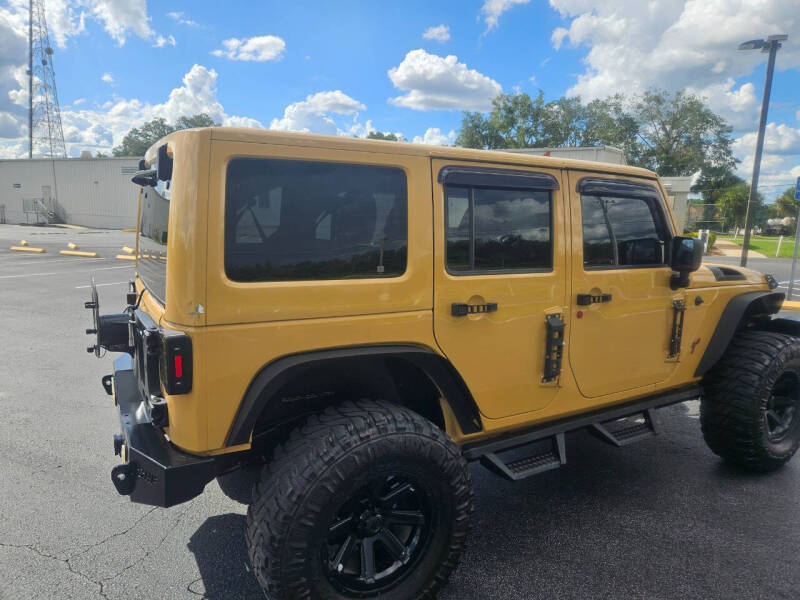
(1, 224), (799, 599)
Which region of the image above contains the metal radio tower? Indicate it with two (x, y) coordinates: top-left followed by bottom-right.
(28, 0), (67, 158)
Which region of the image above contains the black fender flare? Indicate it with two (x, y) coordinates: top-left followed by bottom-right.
(694, 291), (784, 377)
(225, 345), (483, 446)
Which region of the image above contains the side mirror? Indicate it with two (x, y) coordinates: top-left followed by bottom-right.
(670, 236), (703, 289)
(131, 169), (157, 187)
(157, 144), (173, 181)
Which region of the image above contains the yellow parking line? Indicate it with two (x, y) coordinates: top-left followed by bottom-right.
(122, 246), (135, 254)
(67, 242), (80, 250)
(59, 250), (100, 258)
(782, 300), (800, 311)
(11, 246), (46, 253)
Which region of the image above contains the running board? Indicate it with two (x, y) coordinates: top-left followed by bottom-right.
(589, 409), (659, 447)
(463, 386), (699, 472)
(480, 434), (566, 481)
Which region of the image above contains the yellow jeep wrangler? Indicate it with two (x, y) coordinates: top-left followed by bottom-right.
(87, 128), (797, 600)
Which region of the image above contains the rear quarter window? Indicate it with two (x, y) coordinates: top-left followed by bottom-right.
(224, 158), (408, 282)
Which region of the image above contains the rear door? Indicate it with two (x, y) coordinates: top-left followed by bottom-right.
(567, 171), (679, 398)
(432, 160), (567, 419)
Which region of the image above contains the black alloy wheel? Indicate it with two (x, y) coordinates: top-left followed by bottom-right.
(322, 474), (433, 595)
(765, 372), (800, 443)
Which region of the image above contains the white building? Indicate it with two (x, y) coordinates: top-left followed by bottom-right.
(0, 156), (141, 229)
(502, 146), (695, 232)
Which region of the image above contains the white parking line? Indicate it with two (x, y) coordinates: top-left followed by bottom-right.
(0, 257), (110, 267)
(75, 281), (129, 289)
(0, 265), (131, 279)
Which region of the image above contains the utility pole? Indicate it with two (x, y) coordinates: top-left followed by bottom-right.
(28, 0), (32, 159)
(738, 34), (788, 267)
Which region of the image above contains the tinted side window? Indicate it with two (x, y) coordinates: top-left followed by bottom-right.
(225, 159), (407, 282)
(581, 195), (666, 268)
(445, 186), (551, 273)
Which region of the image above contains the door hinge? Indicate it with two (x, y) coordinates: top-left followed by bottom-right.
(667, 299), (686, 359)
(543, 314), (565, 383)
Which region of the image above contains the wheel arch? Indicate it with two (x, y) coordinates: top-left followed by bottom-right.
(695, 291), (785, 377)
(224, 345), (483, 447)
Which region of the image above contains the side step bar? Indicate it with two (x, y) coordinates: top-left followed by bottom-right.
(589, 409), (658, 447)
(481, 434), (566, 481)
(463, 386), (698, 481)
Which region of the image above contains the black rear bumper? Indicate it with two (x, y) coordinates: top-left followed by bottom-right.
(110, 355), (215, 507)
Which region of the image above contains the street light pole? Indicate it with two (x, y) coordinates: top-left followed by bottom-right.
(739, 34), (787, 267)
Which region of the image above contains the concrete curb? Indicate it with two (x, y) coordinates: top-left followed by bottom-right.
(59, 250), (100, 258)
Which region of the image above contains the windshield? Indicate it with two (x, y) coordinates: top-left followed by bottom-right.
(138, 167), (169, 304)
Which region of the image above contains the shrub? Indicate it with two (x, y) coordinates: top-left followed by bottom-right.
(689, 231), (716, 250)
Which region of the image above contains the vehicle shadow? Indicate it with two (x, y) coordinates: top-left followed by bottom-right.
(187, 513), (263, 599)
(186, 404), (799, 600)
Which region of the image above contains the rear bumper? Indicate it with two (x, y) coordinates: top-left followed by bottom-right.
(109, 355), (215, 507)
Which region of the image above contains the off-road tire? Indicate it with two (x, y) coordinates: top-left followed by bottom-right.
(216, 464), (262, 504)
(701, 330), (800, 471)
(245, 399), (472, 600)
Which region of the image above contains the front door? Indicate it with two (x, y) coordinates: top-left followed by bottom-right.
(567, 171), (679, 398)
(432, 160), (567, 420)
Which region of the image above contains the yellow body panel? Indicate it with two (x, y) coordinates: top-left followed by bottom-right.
(133, 128), (770, 455)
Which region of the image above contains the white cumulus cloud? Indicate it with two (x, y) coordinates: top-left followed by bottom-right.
(387, 49), (502, 111)
(413, 127), (456, 145)
(481, 0), (531, 31)
(86, 0), (156, 45)
(422, 25), (450, 43)
(269, 90), (366, 135)
(548, 0), (800, 127)
(153, 34), (176, 48)
(101, 72), (114, 84)
(212, 35), (286, 62)
(167, 11), (199, 27)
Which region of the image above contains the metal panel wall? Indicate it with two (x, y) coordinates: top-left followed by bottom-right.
(0, 157), (141, 228)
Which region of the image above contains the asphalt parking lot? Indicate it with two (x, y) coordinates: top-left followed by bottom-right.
(1, 223), (799, 600)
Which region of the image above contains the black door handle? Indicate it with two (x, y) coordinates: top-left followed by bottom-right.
(576, 293), (612, 306)
(451, 302), (498, 317)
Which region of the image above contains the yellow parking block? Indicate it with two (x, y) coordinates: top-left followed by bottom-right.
(11, 245), (45, 253)
(67, 242), (80, 250)
(782, 300), (800, 311)
(116, 254), (137, 261)
(59, 250), (99, 258)
(19, 240), (28, 246)
(122, 246), (135, 254)
(122, 228), (137, 232)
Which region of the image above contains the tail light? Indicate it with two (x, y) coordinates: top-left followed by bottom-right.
(159, 330), (192, 395)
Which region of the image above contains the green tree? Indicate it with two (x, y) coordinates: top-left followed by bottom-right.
(582, 95), (639, 159)
(454, 89), (736, 184)
(632, 90), (736, 177)
(112, 113), (220, 157)
(774, 186), (799, 217)
(174, 113), (218, 130)
(716, 182), (762, 230)
(366, 131), (403, 141)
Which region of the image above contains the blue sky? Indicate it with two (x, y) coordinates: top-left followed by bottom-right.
(1, 0), (799, 197)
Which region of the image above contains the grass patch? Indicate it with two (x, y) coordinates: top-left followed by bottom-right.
(724, 235), (800, 258)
